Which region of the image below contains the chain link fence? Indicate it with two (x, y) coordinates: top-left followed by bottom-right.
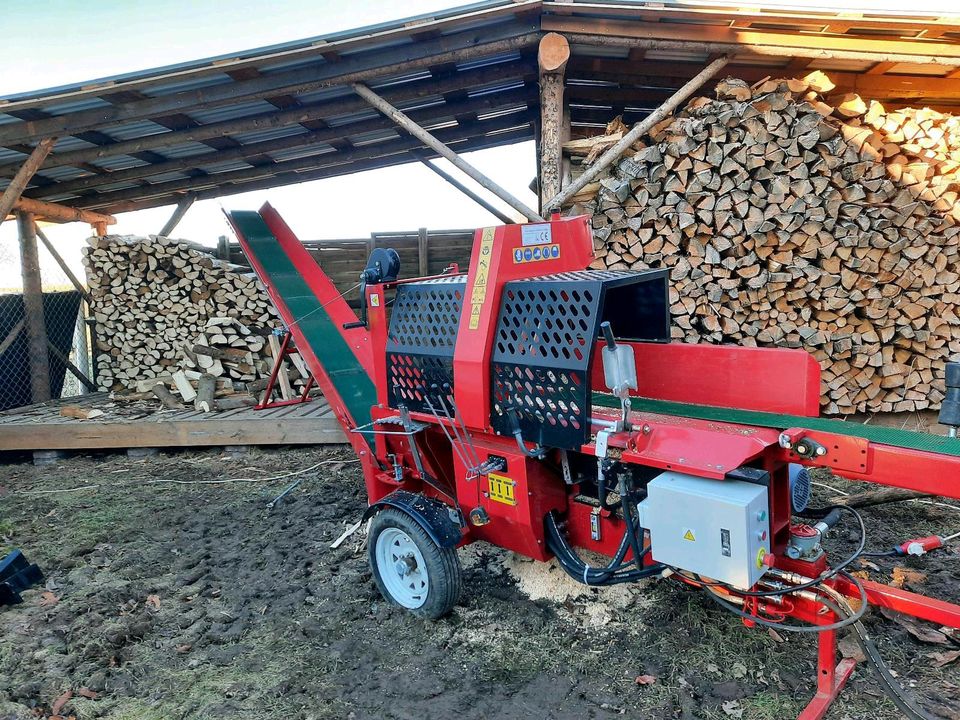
(0, 227), (94, 411)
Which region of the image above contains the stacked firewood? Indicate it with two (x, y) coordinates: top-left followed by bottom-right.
(83, 235), (308, 409)
(567, 71), (960, 415)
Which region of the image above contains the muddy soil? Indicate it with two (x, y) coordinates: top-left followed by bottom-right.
(0, 448), (958, 720)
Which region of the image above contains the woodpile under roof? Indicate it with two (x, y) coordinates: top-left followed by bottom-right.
(571, 70), (960, 415)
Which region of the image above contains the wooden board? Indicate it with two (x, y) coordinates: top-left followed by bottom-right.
(0, 393), (346, 451)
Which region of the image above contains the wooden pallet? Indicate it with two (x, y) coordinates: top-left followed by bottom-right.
(0, 393), (346, 451)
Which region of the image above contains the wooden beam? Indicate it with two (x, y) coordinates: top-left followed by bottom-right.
(0, 138), (56, 228)
(10, 197), (116, 226)
(158, 194), (196, 236)
(418, 158), (516, 225)
(26, 85), (536, 199)
(867, 61), (897, 75)
(1, 60), (534, 178)
(352, 81), (543, 222)
(74, 109), (536, 210)
(0, 318), (25, 357)
(538, 33), (571, 210)
(17, 211), (51, 403)
(539, 2), (957, 36)
(567, 57), (960, 101)
(46, 340), (97, 393)
(96, 126), (533, 215)
(35, 227), (91, 303)
(549, 19), (960, 65)
(0, 26), (539, 146)
(545, 55), (729, 212)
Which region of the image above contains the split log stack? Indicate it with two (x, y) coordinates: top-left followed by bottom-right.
(83, 235), (308, 408)
(566, 71), (960, 415)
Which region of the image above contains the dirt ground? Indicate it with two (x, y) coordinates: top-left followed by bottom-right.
(1, 446), (959, 720)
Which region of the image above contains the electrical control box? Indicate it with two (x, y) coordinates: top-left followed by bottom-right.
(637, 471), (771, 590)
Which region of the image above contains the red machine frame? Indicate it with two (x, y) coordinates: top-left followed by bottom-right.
(231, 205), (960, 720)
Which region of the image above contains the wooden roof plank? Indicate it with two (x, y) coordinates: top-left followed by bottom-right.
(0, 22), (539, 146)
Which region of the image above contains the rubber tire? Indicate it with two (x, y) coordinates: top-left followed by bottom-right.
(367, 507), (462, 620)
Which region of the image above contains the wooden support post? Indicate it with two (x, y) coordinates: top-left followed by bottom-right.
(217, 235), (230, 261)
(0, 138), (56, 229)
(158, 194), (196, 237)
(538, 33), (571, 211)
(418, 158), (515, 224)
(417, 227), (430, 277)
(35, 227), (91, 303)
(352, 81), (544, 222)
(17, 211), (51, 403)
(544, 55), (729, 212)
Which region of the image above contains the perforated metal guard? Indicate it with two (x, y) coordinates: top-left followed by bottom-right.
(491, 269), (668, 450)
(387, 276), (466, 413)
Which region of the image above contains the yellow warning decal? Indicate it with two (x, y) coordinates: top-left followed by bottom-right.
(468, 227), (495, 330)
(487, 472), (517, 506)
(682, 528), (696, 542)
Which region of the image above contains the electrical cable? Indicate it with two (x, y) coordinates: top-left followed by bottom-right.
(720, 505), (867, 598)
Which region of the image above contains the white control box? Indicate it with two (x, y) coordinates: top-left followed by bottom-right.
(637, 471), (770, 589)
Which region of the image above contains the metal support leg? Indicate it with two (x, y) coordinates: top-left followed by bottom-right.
(797, 628), (857, 720)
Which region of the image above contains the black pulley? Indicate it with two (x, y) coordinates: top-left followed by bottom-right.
(361, 248), (401, 284)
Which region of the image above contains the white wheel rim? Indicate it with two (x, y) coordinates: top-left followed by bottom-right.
(375, 527), (430, 609)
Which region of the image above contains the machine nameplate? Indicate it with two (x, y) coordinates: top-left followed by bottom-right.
(487, 473), (517, 506)
(521, 223), (552, 246)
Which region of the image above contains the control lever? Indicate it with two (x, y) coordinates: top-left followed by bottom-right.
(599, 321), (637, 432)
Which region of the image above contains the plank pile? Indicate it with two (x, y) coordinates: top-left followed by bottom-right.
(83, 235), (308, 410)
(567, 72), (960, 414)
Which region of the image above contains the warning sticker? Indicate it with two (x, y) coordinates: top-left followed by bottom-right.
(469, 227), (495, 330)
(682, 528), (696, 542)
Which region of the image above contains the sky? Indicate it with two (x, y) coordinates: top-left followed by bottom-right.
(0, 0), (537, 290)
(0, 0), (956, 288)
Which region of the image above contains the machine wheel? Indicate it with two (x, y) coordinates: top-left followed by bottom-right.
(367, 508), (461, 619)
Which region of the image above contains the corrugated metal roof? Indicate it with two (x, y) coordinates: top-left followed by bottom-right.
(1, 0), (959, 219)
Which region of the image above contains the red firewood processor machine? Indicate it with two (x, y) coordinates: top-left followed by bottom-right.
(227, 204), (960, 720)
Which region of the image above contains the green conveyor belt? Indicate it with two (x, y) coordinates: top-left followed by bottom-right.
(230, 211), (376, 436)
(592, 393), (960, 457)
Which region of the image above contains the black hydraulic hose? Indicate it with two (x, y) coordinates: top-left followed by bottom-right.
(619, 477), (647, 571)
(817, 593), (936, 720)
(545, 512), (662, 586)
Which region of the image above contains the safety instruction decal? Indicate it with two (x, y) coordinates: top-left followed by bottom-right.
(469, 227), (495, 330)
(682, 528), (696, 542)
(513, 244), (560, 264)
